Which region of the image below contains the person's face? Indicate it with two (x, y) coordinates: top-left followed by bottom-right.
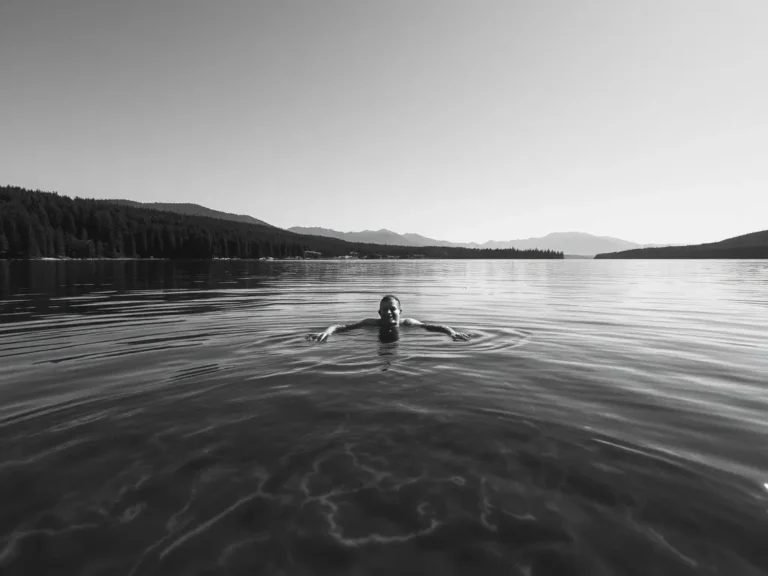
(378, 299), (401, 327)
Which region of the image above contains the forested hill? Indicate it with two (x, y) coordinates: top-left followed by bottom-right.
(105, 200), (275, 228)
(0, 186), (563, 260)
(594, 230), (768, 259)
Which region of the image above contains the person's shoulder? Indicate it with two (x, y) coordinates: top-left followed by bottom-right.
(401, 318), (423, 326)
(359, 318), (380, 326)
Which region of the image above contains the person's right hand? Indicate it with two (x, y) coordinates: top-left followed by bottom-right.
(450, 330), (471, 341)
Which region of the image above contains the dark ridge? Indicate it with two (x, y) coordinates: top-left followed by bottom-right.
(0, 186), (563, 260)
(594, 230), (768, 259)
(105, 199), (276, 228)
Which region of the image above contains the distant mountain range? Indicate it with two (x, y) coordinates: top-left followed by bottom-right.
(10, 186), (763, 260)
(3, 186), (561, 260)
(96, 200), (701, 256)
(288, 226), (673, 256)
(107, 200), (276, 228)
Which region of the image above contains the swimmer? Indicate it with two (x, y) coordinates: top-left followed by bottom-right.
(309, 295), (471, 342)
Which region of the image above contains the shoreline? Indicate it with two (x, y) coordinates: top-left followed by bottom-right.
(3, 256), (567, 262)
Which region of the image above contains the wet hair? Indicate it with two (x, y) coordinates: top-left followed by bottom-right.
(379, 295), (401, 309)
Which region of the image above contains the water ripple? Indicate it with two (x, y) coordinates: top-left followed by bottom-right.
(1, 259), (767, 575)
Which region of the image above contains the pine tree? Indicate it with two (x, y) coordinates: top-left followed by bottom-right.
(54, 228), (66, 256)
(124, 233), (136, 258)
(25, 221), (41, 257)
(0, 231), (9, 257)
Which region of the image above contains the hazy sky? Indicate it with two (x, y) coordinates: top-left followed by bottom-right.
(2, 0), (766, 244)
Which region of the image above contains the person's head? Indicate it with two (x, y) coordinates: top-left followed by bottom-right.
(378, 295), (402, 327)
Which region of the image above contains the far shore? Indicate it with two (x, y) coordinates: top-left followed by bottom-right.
(5, 255), (566, 262)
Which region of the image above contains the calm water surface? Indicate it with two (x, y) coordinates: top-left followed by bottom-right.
(1, 259), (767, 576)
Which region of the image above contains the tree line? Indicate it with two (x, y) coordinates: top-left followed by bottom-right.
(594, 246), (768, 259)
(0, 186), (563, 260)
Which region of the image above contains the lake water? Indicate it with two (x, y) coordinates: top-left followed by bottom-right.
(1, 259), (767, 576)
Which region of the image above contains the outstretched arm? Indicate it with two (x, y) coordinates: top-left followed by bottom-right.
(401, 318), (471, 340)
(308, 318), (379, 342)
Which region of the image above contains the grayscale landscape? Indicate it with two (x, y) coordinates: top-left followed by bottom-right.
(1, 1), (767, 575)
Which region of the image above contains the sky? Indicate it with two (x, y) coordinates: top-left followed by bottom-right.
(1, 0), (766, 245)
